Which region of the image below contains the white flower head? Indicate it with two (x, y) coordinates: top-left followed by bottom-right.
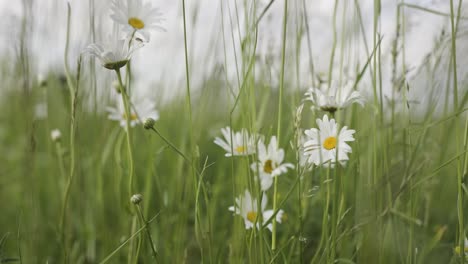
(110, 0), (164, 42)
(304, 80), (364, 113)
(34, 102), (48, 120)
(303, 115), (355, 167)
(214, 127), (256, 157)
(51, 129), (62, 142)
(228, 190), (284, 231)
(84, 34), (144, 70)
(251, 136), (294, 191)
(107, 95), (159, 128)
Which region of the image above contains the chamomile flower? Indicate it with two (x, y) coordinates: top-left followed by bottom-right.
(84, 34), (144, 70)
(251, 136), (294, 191)
(50, 129), (62, 142)
(304, 80), (364, 113)
(455, 238), (468, 257)
(214, 127), (256, 157)
(303, 115), (355, 166)
(228, 190), (284, 231)
(110, 0), (164, 42)
(107, 96), (159, 128)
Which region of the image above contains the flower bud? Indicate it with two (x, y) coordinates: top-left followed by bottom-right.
(143, 118), (156, 130)
(130, 194), (143, 205)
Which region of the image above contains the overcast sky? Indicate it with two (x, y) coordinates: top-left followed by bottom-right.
(1, 0), (464, 114)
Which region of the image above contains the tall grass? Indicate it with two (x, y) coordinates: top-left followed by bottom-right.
(0, 0), (467, 263)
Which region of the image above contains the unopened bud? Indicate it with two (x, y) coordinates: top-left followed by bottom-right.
(130, 194), (143, 205)
(143, 118), (156, 130)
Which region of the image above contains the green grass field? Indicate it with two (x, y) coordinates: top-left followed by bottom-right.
(1, 0), (467, 263)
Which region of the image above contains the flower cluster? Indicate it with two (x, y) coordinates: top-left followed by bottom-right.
(83, 0), (163, 130)
(300, 76), (362, 167)
(85, 0), (164, 70)
(214, 128), (293, 231)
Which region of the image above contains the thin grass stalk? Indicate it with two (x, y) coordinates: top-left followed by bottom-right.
(135, 204), (159, 262)
(272, 0), (288, 255)
(449, 0), (465, 261)
(59, 5), (81, 259)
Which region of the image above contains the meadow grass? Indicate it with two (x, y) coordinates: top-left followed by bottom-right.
(0, 0), (467, 263)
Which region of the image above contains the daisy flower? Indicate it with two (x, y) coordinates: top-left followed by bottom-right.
(251, 136), (294, 191)
(214, 127), (256, 157)
(304, 80), (364, 113)
(228, 190), (284, 231)
(84, 34), (144, 70)
(50, 129), (62, 142)
(107, 96), (159, 128)
(303, 115), (355, 166)
(110, 0), (164, 42)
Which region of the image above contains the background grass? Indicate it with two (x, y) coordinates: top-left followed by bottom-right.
(0, 0), (467, 263)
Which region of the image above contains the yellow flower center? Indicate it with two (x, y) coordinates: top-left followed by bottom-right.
(123, 113), (138, 121)
(323, 136), (337, 150)
(263, 160), (274, 174)
(247, 211), (257, 223)
(128, 17), (145, 29)
(235, 146), (246, 153)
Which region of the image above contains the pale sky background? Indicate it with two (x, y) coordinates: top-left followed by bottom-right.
(0, 0), (466, 115)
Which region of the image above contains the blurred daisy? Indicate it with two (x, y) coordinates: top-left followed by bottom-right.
(303, 115), (355, 166)
(51, 129), (62, 142)
(214, 127), (256, 157)
(228, 190), (284, 231)
(34, 102), (48, 120)
(107, 96), (159, 128)
(455, 238), (468, 257)
(84, 35), (144, 70)
(110, 0), (164, 41)
(251, 136), (294, 191)
(304, 80), (364, 113)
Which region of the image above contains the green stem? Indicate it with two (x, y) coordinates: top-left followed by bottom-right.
(59, 6), (81, 255)
(136, 205), (159, 262)
(115, 69), (135, 198)
(311, 167), (331, 264)
(449, 0), (464, 261)
(272, 0), (288, 254)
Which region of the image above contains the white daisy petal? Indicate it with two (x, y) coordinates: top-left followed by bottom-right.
(229, 190), (284, 232)
(106, 94), (159, 130)
(305, 79), (365, 112)
(110, 0), (164, 42)
(213, 127), (256, 156)
(303, 114), (355, 167)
